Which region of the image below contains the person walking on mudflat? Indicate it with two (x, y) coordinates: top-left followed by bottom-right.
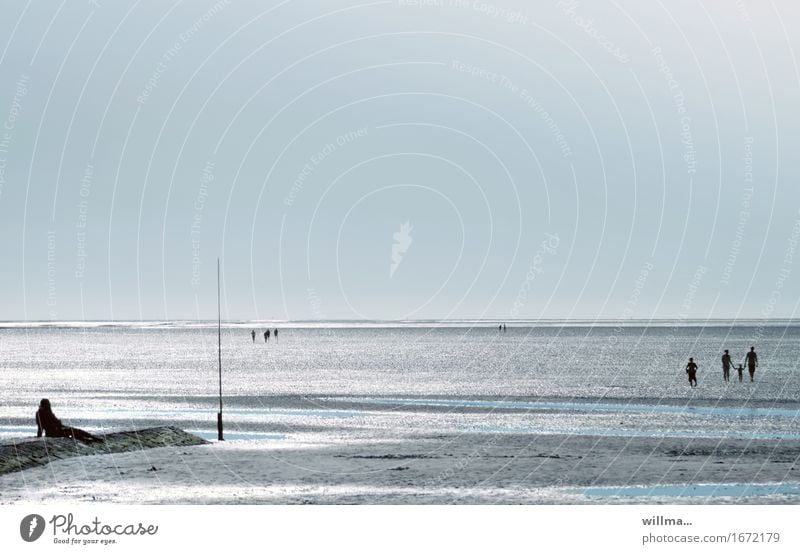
(745, 346), (758, 382)
(721, 349), (732, 383)
(685, 357), (698, 388)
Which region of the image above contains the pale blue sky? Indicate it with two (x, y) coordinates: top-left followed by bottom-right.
(1, 0), (799, 321)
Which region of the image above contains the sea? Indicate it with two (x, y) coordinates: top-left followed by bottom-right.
(1, 319), (799, 444)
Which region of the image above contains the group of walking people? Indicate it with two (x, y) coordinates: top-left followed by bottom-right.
(685, 347), (758, 387)
(251, 328), (278, 343)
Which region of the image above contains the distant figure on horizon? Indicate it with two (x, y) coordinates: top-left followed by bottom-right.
(685, 357), (698, 388)
(265, 329), (271, 342)
(251, 330), (256, 342)
(736, 364), (744, 382)
(274, 328), (278, 342)
(499, 324), (502, 331)
(503, 323), (507, 332)
(745, 347), (758, 382)
(721, 349), (732, 383)
(36, 399), (103, 443)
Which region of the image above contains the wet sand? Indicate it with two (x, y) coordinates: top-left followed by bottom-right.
(1, 410), (798, 504)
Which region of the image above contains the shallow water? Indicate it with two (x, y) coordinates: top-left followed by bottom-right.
(583, 483), (800, 498)
(335, 396), (800, 418)
(1, 322), (799, 437)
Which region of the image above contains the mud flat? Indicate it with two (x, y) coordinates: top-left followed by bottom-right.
(0, 426), (207, 476)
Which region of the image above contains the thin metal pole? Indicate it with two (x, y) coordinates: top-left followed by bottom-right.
(217, 258), (224, 440)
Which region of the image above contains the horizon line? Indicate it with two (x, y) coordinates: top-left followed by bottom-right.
(3, 317), (800, 324)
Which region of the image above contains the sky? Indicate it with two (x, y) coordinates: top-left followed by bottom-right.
(0, 0), (799, 322)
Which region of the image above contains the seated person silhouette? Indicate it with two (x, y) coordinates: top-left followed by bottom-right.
(36, 399), (103, 443)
